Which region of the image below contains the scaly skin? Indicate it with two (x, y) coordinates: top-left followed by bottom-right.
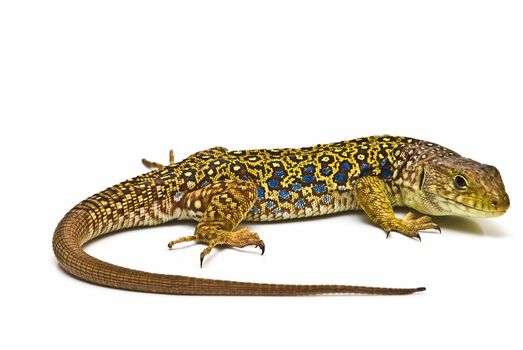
(53, 136), (510, 296)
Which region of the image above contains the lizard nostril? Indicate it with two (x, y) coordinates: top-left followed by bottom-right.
(491, 199), (498, 207)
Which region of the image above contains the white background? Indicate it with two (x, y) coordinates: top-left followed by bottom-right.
(1, 1), (521, 349)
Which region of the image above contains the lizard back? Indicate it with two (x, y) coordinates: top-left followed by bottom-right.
(173, 135), (411, 221)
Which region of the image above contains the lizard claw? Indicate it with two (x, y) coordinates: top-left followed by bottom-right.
(387, 212), (440, 240)
(199, 242), (216, 268)
(254, 242), (265, 255)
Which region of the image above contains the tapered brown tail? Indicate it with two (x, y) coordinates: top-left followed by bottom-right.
(53, 208), (425, 296)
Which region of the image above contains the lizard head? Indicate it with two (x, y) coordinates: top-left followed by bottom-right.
(404, 156), (509, 217)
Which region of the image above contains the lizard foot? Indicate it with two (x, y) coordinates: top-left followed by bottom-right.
(198, 228), (265, 267)
(142, 149), (175, 170)
(168, 228), (265, 267)
(386, 212), (440, 240)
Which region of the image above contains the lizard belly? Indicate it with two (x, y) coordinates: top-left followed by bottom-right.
(245, 189), (360, 221)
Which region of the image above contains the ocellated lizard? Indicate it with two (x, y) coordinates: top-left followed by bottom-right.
(53, 136), (509, 295)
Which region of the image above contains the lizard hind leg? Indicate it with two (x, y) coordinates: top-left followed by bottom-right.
(142, 149), (175, 170)
(168, 180), (265, 267)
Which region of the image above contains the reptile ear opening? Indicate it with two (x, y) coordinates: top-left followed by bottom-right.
(419, 167), (426, 189)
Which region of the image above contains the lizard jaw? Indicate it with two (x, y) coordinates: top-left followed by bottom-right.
(443, 198), (509, 218)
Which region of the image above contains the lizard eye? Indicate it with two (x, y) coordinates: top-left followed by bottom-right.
(454, 175), (468, 190)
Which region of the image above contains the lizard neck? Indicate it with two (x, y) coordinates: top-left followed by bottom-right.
(393, 140), (459, 214)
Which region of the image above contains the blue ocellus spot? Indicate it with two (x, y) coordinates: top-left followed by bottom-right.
(291, 183), (302, 191)
(334, 172), (347, 184)
(279, 189), (290, 200)
(321, 167), (332, 175)
(302, 174), (314, 184)
(381, 168), (393, 178)
(295, 198), (306, 209)
(304, 165), (315, 173)
(313, 184), (326, 194)
(275, 170), (286, 179)
(268, 179), (279, 189)
(250, 205), (260, 214)
(360, 163), (371, 177)
(340, 161), (351, 170)
(322, 195), (333, 204)
(265, 200), (275, 209)
(257, 187), (264, 200)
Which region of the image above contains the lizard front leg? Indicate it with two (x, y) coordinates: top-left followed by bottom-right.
(168, 180), (265, 267)
(354, 176), (440, 240)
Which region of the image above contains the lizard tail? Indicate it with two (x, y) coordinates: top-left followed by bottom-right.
(53, 207), (425, 296)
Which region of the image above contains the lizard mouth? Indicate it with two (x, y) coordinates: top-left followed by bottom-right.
(446, 198), (509, 217)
